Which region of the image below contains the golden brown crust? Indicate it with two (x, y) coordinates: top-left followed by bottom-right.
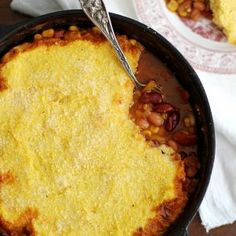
(0, 27), (196, 235)
(0, 171), (15, 186)
(133, 156), (187, 236)
(0, 208), (38, 236)
(0, 76), (7, 91)
(0, 27), (143, 96)
(0, 27), (143, 67)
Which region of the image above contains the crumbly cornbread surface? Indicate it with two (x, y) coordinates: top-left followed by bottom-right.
(0, 34), (185, 235)
(210, 0), (236, 44)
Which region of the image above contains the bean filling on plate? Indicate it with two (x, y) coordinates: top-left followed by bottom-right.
(165, 0), (212, 21)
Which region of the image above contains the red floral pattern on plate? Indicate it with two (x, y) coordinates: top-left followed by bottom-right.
(133, 0), (236, 74)
(182, 18), (226, 42)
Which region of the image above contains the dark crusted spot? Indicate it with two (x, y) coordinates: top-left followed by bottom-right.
(0, 171), (14, 185)
(0, 77), (7, 92)
(0, 208), (38, 236)
(133, 156), (187, 236)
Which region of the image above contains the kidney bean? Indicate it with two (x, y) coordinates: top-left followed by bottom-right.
(190, 8), (201, 21)
(136, 118), (149, 129)
(184, 178), (198, 194)
(167, 139), (178, 151)
(154, 102), (175, 113)
(179, 89), (190, 103)
(147, 112), (164, 126)
(157, 126), (168, 137)
(42, 29), (54, 38)
(178, 0), (192, 17)
(54, 30), (65, 38)
(184, 153), (200, 177)
(134, 109), (144, 119)
(173, 130), (197, 146)
(152, 140), (160, 147)
(193, 1), (205, 11)
(179, 151), (188, 159)
(139, 91), (163, 104)
(165, 110), (180, 131)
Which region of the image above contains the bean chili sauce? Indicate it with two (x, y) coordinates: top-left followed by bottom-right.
(130, 50), (200, 195)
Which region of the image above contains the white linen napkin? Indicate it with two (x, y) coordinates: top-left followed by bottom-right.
(198, 71), (236, 231)
(10, 0), (137, 19)
(10, 0), (236, 232)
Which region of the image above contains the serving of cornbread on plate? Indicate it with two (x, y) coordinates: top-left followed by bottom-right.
(165, 0), (236, 44)
(210, 0), (236, 44)
(0, 27), (192, 235)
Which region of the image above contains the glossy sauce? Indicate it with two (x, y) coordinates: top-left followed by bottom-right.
(136, 50), (197, 153)
(130, 50), (200, 193)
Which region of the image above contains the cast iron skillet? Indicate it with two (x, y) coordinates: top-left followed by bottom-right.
(0, 10), (215, 236)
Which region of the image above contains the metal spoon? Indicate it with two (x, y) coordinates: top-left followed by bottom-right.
(79, 0), (145, 88)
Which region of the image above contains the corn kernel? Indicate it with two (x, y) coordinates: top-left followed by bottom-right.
(189, 114), (195, 126)
(143, 104), (150, 111)
(69, 25), (78, 31)
(144, 110), (151, 118)
(184, 114), (195, 127)
(143, 130), (152, 138)
(92, 27), (100, 33)
(178, 10), (188, 17)
(150, 134), (166, 143)
(167, 0), (179, 12)
(161, 113), (168, 120)
(34, 34), (42, 40)
(143, 80), (157, 92)
(150, 126), (160, 134)
(130, 39), (137, 46)
(184, 117), (190, 127)
(42, 29), (54, 38)
(135, 110), (144, 118)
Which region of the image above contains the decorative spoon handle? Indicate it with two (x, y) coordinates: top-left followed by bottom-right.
(79, 0), (145, 87)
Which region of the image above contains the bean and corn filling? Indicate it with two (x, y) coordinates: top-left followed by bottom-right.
(130, 80), (200, 195)
(165, 0), (212, 21)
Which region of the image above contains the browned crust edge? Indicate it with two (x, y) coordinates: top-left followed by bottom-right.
(0, 208), (38, 236)
(0, 173), (37, 235)
(0, 27), (142, 93)
(0, 76), (7, 92)
(0, 28), (142, 69)
(133, 156), (188, 236)
(0, 171), (15, 186)
(0, 27), (191, 235)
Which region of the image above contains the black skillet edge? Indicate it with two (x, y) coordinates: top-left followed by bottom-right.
(0, 10), (215, 236)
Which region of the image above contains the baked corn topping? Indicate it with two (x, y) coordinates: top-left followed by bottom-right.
(210, 0), (236, 44)
(0, 29), (185, 235)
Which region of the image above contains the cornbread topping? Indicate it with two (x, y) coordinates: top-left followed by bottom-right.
(0, 27), (198, 235)
(210, 0), (236, 44)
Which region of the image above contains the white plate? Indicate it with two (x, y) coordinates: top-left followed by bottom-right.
(133, 0), (236, 74)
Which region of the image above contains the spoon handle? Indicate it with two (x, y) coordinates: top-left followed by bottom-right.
(79, 0), (144, 87)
